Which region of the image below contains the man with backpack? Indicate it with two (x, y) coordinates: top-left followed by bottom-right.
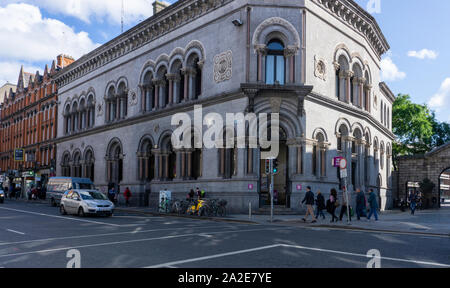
(302, 187), (317, 223)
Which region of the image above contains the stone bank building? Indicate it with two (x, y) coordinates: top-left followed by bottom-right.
(54, 0), (394, 212)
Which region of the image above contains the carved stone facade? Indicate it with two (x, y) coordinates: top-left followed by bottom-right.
(54, 0), (393, 212)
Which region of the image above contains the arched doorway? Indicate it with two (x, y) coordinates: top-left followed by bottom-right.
(259, 128), (289, 208)
(439, 167), (450, 207)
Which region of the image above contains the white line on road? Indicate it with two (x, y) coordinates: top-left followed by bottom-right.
(0, 224), (254, 246)
(147, 245), (281, 268)
(0, 206), (131, 227)
(147, 244), (450, 268)
(6, 229), (25, 235)
(0, 227), (284, 259)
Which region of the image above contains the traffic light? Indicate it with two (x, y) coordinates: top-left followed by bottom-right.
(273, 159), (279, 174)
(265, 159), (270, 174)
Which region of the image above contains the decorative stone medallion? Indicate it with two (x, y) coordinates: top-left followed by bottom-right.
(97, 102), (103, 117)
(314, 56), (326, 81)
(373, 94), (378, 109)
(129, 90), (138, 106)
(214, 50), (232, 83)
(270, 97), (282, 113)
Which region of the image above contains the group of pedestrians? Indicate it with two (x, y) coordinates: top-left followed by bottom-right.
(301, 186), (379, 223)
(107, 185), (132, 206)
(187, 187), (206, 200)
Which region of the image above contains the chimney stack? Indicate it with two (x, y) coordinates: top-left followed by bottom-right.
(57, 54), (75, 69)
(153, 0), (170, 15)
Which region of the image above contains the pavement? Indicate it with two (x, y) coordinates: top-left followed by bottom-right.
(1, 199), (449, 268)
(114, 205), (450, 237)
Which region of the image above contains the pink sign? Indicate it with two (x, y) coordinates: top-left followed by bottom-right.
(296, 184), (302, 191)
(248, 184), (254, 190)
(333, 157), (344, 168)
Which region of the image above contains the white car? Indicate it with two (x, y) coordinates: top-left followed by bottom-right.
(60, 189), (114, 217)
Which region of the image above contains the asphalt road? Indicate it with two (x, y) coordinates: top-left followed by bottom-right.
(0, 200), (449, 268)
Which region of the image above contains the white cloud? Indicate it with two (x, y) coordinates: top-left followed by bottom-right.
(407, 49), (438, 60)
(380, 56), (406, 82)
(0, 61), (42, 86)
(0, 3), (100, 86)
(429, 78), (450, 118)
(4, 0), (156, 25)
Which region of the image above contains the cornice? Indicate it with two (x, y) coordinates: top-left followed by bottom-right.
(308, 91), (395, 140)
(54, 0), (233, 88)
(311, 0), (390, 59)
(379, 82), (396, 103)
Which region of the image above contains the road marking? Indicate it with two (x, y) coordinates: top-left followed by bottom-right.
(279, 244), (450, 268)
(0, 206), (130, 227)
(147, 245), (281, 268)
(0, 227), (284, 259)
(0, 224), (254, 246)
(6, 229), (25, 235)
(147, 244), (450, 268)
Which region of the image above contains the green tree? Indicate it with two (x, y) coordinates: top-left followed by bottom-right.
(392, 94), (434, 156)
(430, 111), (450, 147)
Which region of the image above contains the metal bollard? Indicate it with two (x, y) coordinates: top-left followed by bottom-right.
(249, 202), (252, 219)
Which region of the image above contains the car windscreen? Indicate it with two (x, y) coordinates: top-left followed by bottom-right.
(74, 183), (95, 190)
(80, 191), (107, 200)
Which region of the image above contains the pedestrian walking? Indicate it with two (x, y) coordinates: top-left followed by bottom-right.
(315, 190), (326, 220)
(355, 188), (366, 221)
(339, 187), (352, 222)
(108, 186), (116, 203)
(408, 191), (418, 215)
(301, 186), (317, 223)
(327, 188), (339, 222)
(124, 187), (132, 206)
(367, 189), (379, 221)
(188, 189), (195, 200)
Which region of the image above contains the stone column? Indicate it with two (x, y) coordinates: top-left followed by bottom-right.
(182, 69), (188, 102)
(166, 73), (176, 106)
(352, 77), (358, 106)
(284, 47), (297, 84)
(358, 77), (365, 109)
(152, 80), (159, 110)
(175, 150), (183, 179)
(186, 149), (193, 179)
(365, 85), (372, 112)
(159, 81), (166, 108)
(255, 45), (267, 83)
(345, 71), (353, 104)
(116, 95), (120, 120)
(296, 146), (303, 175)
(152, 149), (161, 180)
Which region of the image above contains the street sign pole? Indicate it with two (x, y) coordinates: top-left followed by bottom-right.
(270, 159), (274, 223)
(339, 158), (351, 225)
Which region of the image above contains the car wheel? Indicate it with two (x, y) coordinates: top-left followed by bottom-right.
(60, 205), (67, 215)
(78, 207), (85, 217)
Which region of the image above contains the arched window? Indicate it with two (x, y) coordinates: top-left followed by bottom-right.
(185, 53), (202, 100)
(107, 140), (123, 187)
(138, 138), (154, 182)
(106, 86), (116, 122)
(117, 82), (128, 119)
(141, 72), (154, 112)
(61, 153), (71, 177)
(64, 105), (71, 135)
(72, 152), (81, 177)
(85, 149), (95, 182)
(313, 132), (326, 177)
(265, 40), (285, 85)
(87, 95), (95, 128)
(160, 136), (176, 180)
(219, 129), (237, 179)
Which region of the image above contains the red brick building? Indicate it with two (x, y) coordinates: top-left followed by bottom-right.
(0, 55), (74, 190)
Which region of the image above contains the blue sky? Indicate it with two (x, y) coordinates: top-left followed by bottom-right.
(0, 0), (448, 122)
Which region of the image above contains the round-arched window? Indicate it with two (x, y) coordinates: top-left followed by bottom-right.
(266, 40), (285, 85)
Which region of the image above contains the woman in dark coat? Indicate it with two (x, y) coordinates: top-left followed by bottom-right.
(315, 190), (326, 220)
(328, 188), (339, 223)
